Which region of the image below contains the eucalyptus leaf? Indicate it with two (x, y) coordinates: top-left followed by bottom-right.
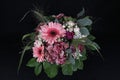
(43, 62), (58, 78)
(68, 55), (75, 65)
(80, 27), (90, 36)
(65, 49), (72, 54)
(77, 17), (92, 27)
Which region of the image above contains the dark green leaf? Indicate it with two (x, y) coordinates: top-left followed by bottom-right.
(43, 62), (58, 78)
(77, 60), (84, 70)
(62, 63), (73, 75)
(77, 17), (92, 27)
(72, 60), (78, 71)
(73, 59), (84, 70)
(34, 64), (42, 76)
(26, 58), (39, 67)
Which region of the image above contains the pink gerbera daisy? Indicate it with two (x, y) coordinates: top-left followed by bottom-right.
(32, 45), (45, 62)
(40, 22), (66, 44)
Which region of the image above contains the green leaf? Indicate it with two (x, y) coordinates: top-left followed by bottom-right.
(72, 59), (84, 71)
(85, 39), (104, 60)
(34, 64), (42, 76)
(17, 42), (33, 73)
(77, 8), (85, 18)
(87, 35), (96, 41)
(71, 39), (82, 47)
(64, 17), (76, 22)
(92, 42), (100, 49)
(19, 10), (46, 23)
(62, 63), (73, 75)
(72, 60), (78, 71)
(77, 59), (84, 70)
(26, 58), (39, 67)
(80, 48), (87, 61)
(22, 32), (35, 41)
(77, 17), (92, 27)
(80, 27), (90, 36)
(43, 62), (58, 78)
(89, 42), (104, 60)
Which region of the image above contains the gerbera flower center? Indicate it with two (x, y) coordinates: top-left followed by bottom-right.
(50, 31), (57, 36)
(38, 49), (42, 54)
(48, 28), (59, 37)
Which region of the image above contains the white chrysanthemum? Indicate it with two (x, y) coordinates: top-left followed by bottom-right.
(73, 25), (82, 39)
(74, 26), (80, 34)
(67, 21), (75, 28)
(68, 27), (74, 32)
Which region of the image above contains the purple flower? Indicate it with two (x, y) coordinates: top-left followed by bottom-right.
(66, 31), (74, 40)
(70, 46), (76, 53)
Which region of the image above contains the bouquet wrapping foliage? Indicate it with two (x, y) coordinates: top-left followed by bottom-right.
(18, 9), (101, 78)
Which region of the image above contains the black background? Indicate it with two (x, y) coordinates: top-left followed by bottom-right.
(0, 0), (120, 80)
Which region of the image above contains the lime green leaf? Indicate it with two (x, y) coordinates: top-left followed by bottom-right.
(62, 63), (73, 75)
(43, 62), (58, 78)
(26, 58), (39, 67)
(77, 17), (92, 27)
(34, 64), (42, 76)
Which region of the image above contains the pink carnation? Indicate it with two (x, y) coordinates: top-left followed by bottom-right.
(45, 42), (67, 65)
(40, 22), (66, 45)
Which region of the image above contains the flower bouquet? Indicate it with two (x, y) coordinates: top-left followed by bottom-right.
(18, 8), (102, 78)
